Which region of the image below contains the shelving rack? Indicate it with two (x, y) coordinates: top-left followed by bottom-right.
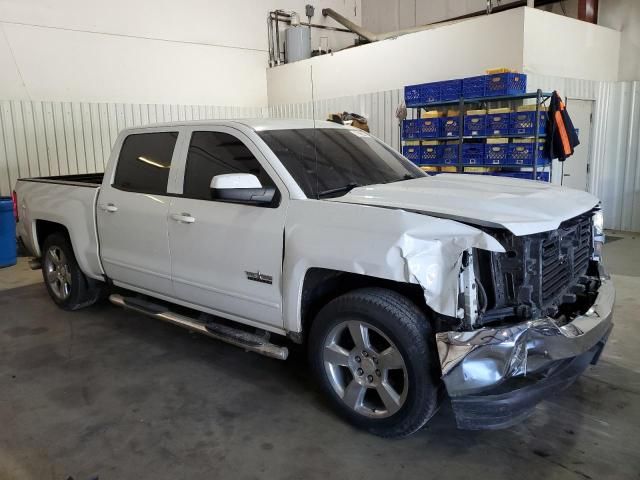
(403, 89), (553, 181)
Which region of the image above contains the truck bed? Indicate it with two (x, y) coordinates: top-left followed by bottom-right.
(15, 174), (104, 280)
(19, 173), (104, 187)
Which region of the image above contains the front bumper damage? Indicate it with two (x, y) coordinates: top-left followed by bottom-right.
(436, 275), (615, 430)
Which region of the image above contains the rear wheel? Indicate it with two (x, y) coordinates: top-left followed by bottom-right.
(309, 287), (440, 438)
(41, 233), (104, 310)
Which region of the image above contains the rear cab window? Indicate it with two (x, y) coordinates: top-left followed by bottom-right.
(113, 132), (178, 194)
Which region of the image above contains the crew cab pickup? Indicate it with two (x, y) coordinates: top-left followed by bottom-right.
(14, 119), (614, 437)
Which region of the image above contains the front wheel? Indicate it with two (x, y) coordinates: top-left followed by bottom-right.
(309, 288), (441, 438)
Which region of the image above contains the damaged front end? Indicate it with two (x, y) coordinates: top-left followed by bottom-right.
(436, 209), (614, 429)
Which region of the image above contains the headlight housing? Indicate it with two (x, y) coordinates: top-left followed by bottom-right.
(592, 209), (604, 261)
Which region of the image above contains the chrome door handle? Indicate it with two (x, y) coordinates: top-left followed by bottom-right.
(171, 213), (195, 224)
(100, 203), (118, 213)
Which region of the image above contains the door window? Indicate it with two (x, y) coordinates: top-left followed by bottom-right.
(183, 131), (275, 201)
(113, 132), (178, 194)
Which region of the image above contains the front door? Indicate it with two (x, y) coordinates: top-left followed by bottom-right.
(97, 130), (181, 296)
(167, 127), (287, 329)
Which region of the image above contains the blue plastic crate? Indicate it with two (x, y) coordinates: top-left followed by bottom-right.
(404, 85), (423, 107)
(441, 144), (459, 165)
(507, 141), (549, 165)
(418, 118), (441, 138)
(509, 110), (548, 136)
(420, 144), (442, 164)
(442, 117), (460, 137)
(402, 119), (420, 140)
(441, 79), (462, 101)
(404, 83), (440, 106)
(402, 145), (421, 164)
(486, 112), (510, 136)
(462, 143), (485, 165)
(484, 142), (509, 165)
(462, 75), (486, 99)
(464, 114), (486, 136)
(485, 73), (527, 96)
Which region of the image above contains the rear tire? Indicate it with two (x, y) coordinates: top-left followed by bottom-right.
(309, 287), (440, 438)
(41, 233), (105, 310)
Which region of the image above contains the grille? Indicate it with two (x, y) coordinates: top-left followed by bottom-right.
(478, 212), (595, 319)
(540, 215), (592, 304)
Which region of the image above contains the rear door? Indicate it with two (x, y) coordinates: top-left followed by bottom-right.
(167, 126), (288, 329)
(97, 129), (183, 296)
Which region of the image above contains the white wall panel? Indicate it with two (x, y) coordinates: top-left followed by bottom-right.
(0, 100), (266, 196)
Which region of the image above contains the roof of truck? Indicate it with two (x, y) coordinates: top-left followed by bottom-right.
(131, 118), (352, 131)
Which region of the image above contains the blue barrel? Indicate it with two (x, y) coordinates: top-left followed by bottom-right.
(0, 197), (17, 268)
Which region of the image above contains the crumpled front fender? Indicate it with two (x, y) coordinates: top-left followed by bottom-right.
(283, 200), (505, 333)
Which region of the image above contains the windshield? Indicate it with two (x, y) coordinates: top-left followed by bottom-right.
(258, 128), (425, 198)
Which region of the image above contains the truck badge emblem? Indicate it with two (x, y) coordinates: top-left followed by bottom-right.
(246, 271), (273, 285)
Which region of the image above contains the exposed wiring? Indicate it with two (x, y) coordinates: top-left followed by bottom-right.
(477, 278), (488, 315)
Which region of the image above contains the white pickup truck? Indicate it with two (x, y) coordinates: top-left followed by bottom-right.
(14, 119), (614, 437)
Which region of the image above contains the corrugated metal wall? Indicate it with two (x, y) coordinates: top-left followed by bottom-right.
(0, 100), (266, 196)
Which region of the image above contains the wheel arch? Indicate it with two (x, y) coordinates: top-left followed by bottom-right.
(294, 268), (432, 345)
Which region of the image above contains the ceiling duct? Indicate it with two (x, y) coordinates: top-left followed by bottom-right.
(322, 1), (564, 43)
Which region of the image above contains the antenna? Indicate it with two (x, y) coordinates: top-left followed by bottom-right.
(311, 65), (319, 198)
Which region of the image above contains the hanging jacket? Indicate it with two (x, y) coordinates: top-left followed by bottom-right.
(546, 91), (580, 161)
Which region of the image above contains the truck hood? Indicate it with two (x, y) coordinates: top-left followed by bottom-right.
(329, 174), (599, 236)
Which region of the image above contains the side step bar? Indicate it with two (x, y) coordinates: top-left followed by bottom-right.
(109, 294), (288, 360)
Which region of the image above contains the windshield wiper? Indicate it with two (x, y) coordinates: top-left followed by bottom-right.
(317, 182), (360, 198)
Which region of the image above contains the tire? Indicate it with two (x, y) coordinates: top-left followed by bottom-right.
(309, 287), (441, 438)
(41, 233), (105, 310)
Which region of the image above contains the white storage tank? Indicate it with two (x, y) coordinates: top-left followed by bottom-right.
(285, 25), (311, 63)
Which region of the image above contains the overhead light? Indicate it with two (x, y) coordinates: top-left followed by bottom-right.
(137, 156), (169, 168)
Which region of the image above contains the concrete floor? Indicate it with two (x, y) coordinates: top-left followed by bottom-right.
(1, 234), (639, 480)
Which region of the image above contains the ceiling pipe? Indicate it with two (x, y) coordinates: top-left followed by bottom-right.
(323, 1), (564, 44)
(578, 0), (599, 23)
(429, 0), (563, 25)
(321, 8), (378, 42)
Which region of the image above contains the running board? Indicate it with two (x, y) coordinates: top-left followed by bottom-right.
(109, 294), (288, 360)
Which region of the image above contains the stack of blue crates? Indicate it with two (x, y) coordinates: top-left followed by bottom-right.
(404, 73), (528, 105)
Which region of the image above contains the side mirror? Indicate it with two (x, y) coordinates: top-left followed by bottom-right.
(210, 173), (277, 206)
